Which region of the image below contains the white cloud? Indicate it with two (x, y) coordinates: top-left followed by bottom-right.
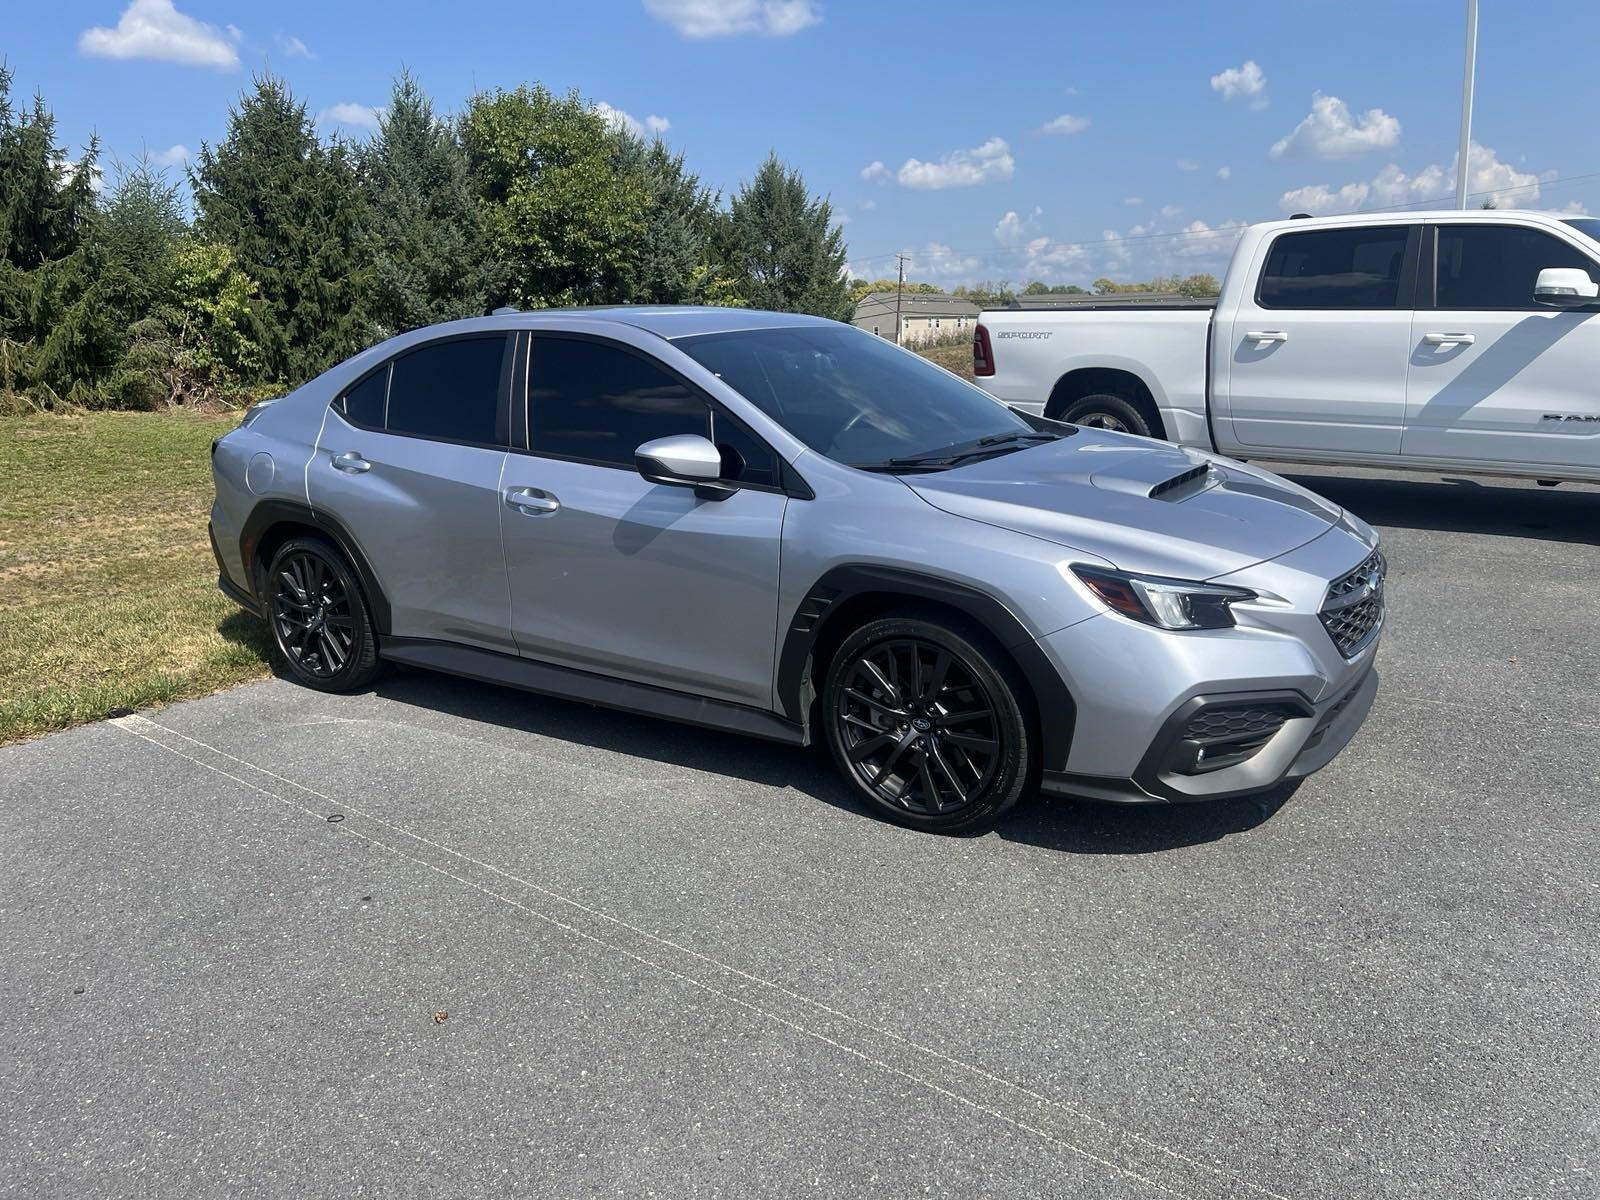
(276, 34), (314, 59)
(1271, 93), (1400, 159)
(1176, 158), (1200, 172)
(860, 160), (890, 183)
(1216, 165), (1231, 180)
(1040, 113), (1090, 136)
(899, 242), (980, 279)
(1123, 196), (1143, 207)
(994, 207), (1043, 246)
(319, 103), (383, 130)
(1210, 60), (1267, 108)
(859, 198), (876, 211)
(897, 137), (1014, 190)
(643, 0), (820, 38)
(1559, 199), (1590, 216)
(153, 143), (191, 167)
(1159, 204), (1183, 218)
(594, 101), (670, 138)
(79, 0), (241, 69)
(1171, 218), (1245, 261)
(1278, 142), (1542, 214)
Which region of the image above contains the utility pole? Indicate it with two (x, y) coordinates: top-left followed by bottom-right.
(1455, 0), (1478, 209)
(894, 254), (908, 346)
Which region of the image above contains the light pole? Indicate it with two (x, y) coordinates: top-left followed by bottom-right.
(1455, 0), (1479, 209)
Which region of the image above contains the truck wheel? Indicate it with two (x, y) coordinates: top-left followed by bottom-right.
(1059, 392), (1157, 438)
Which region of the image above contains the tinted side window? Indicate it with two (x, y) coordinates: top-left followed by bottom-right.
(1435, 225), (1597, 309)
(338, 365), (388, 429)
(385, 336), (506, 445)
(529, 338), (706, 465)
(1258, 227), (1411, 309)
(710, 410), (780, 488)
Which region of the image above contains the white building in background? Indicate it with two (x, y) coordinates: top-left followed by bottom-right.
(851, 291), (981, 346)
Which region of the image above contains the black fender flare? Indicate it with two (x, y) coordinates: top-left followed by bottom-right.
(239, 499), (392, 636)
(776, 565), (1075, 773)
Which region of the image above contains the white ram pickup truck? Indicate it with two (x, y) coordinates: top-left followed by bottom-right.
(973, 210), (1600, 484)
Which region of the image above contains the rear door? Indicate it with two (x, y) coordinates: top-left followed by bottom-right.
(310, 333), (515, 652)
(499, 333), (788, 708)
(1224, 223), (1419, 456)
(1403, 221), (1600, 473)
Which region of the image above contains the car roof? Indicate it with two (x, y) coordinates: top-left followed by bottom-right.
(1255, 208), (1583, 234)
(488, 305), (841, 341)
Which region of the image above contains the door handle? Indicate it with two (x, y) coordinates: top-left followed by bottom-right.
(1245, 330), (1289, 343)
(331, 451), (372, 474)
(1422, 332), (1476, 346)
(505, 486), (560, 516)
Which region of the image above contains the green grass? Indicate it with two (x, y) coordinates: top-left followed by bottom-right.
(0, 411), (273, 743)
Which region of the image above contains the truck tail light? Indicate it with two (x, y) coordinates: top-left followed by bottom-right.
(973, 323), (995, 377)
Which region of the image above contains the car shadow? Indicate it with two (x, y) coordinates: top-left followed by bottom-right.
(1278, 470), (1600, 546)
(370, 667), (1295, 856)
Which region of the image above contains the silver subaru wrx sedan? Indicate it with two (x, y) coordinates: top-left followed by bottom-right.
(210, 307), (1383, 832)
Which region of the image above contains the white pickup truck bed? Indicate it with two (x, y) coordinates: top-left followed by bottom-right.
(973, 210), (1600, 485)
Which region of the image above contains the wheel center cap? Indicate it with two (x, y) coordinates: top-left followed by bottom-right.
(911, 717), (931, 732)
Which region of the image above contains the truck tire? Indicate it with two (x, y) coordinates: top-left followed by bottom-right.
(1059, 392), (1158, 438)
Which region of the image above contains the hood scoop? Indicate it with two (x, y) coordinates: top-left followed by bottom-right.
(1147, 463), (1212, 502)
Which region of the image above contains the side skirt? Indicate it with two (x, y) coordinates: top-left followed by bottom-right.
(379, 638), (809, 747)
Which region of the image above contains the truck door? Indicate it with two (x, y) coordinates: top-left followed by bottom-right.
(1224, 223), (1419, 457)
(1403, 221), (1600, 473)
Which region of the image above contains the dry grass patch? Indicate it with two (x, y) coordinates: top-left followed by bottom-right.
(0, 411), (272, 743)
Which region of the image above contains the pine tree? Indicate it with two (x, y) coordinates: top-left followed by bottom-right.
(359, 72), (489, 337)
(719, 154), (850, 319)
(461, 84), (650, 308)
(613, 137), (720, 305)
(0, 67), (111, 405)
(192, 75), (369, 383)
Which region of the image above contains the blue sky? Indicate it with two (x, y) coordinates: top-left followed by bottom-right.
(10, 0), (1598, 287)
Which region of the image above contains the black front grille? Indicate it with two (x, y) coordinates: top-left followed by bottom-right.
(1320, 551), (1386, 658)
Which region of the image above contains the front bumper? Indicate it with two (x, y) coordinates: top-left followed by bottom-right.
(1040, 665), (1377, 803)
(1035, 523), (1383, 804)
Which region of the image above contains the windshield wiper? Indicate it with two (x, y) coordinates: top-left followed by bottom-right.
(882, 430), (1063, 470)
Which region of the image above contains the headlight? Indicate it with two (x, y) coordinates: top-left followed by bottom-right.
(1072, 566), (1256, 631)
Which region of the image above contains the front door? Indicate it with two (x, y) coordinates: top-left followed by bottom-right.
(1223, 223), (1419, 457)
(1403, 222), (1600, 473)
(500, 334), (788, 709)
(310, 333), (515, 652)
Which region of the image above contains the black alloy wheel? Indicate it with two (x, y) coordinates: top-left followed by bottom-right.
(265, 537), (381, 691)
(825, 616), (1032, 832)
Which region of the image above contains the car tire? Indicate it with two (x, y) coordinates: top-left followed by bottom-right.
(823, 614), (1034, 833)
(263, 536), (382, 693)
(1059, 392), (1156, 438)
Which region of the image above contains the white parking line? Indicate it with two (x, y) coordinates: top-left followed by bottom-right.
(112, 710), (1293, 1200)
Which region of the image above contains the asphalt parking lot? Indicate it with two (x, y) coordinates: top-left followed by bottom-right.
(2, 465), (1597, 1199)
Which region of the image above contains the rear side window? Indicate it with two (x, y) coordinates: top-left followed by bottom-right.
(384, 335), (506, 445)
(529, 337), (707, 466)
(1258, 226), (1411, 309)
(338, 366), (388, 429)
(1434, 224), (1598, 309)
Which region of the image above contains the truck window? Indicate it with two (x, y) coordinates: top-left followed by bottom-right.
(1433, 224), (1598, 309)
(1258, 227), (1411, 309)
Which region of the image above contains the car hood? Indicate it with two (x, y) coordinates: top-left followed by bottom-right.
(903, 430), (1345, 579)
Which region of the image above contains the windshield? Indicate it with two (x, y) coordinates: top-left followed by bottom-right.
(676, 325), (1032, 467)
(1564, 218), (1600, 249)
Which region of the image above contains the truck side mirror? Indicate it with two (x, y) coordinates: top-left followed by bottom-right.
(1533, 267), (1599, 307)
